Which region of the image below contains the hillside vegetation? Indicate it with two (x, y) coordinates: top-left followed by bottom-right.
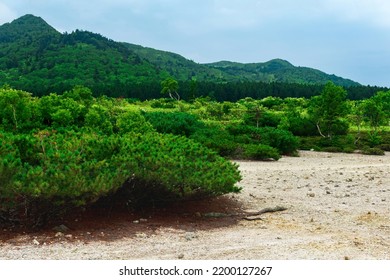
(1, 14), (386, 100)
(1, 82), (389, 227)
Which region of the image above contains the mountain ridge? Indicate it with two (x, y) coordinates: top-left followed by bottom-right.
(0, 14), (361, 97)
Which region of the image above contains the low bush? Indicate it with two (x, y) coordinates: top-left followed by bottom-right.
(255, 127), (299, 155)
(322, 146), (343, 153)
(0, 130), (132, 227)
(143, 111), (203, 137)
(0, 130), (242, 227)
(361, 147), (385, 156)
(150, 98), (176, 109)
(242, 144), (280, 161)
(379, 144), (390, 151)
(116, 110), (154, 135)
(280, 115), (318, 136)
(190, 125), (239, 158)
(226, 124), (299, 156)
(119, 133), (242, 201)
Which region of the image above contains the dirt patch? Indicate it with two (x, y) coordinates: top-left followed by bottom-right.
(1, 151), (389, 259)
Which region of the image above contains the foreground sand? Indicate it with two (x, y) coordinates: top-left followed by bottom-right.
(1, 151), (389, 259)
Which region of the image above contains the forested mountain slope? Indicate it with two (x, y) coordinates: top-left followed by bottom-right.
(0, 14), (366, 98)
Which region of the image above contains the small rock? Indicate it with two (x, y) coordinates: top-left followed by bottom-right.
(65, 234), (73, 239)
(55, 232), (64, 237)
(307, 192), (315, 198)
(32, 239), (40, 246)
(139, 218), (148, 223)
(133, 220), (140, 224)
(185, 232), (197, 241)
(194, 212), (201, 218)
(136, 233), (147, 238)
(178, 254), (184, 259)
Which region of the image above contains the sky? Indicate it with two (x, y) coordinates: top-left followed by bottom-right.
(1, 0), (390, 87)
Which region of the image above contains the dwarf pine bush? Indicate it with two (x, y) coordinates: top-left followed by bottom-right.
(0, 129), (241, 226)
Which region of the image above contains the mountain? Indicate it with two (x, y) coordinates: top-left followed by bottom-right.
(124, 43), (228, 81)
(0, 14), (360, 97)
(0, 15), (167, 97)
(125, 44), (359, 86)
(205, 59), (359, 87)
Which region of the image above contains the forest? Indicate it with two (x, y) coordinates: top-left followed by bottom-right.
(0, 82), (389, 228)
(1, 14), (388, 100)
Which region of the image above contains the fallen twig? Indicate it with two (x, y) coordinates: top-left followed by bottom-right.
(202, 206), (288, 221)
(242, 206), (287, 221)
(244, 206), (288, 216)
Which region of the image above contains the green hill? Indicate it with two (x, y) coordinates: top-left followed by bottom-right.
(205, 59), (359, 86)
(0, 14), (167, 96)
(124, 43), (229, 81)
(0, 14), (360, 97)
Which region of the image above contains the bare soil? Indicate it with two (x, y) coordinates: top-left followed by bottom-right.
(1, 151), (389, 260)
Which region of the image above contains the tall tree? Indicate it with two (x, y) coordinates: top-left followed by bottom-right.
(309, 82), (348, 138)
(161, 77), (180, 101)
(361, 98), (385, 132)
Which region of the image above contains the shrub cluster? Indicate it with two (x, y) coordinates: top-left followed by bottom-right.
(226, 124), (299, 156)
(143, 111), (203, 137)
(0, 130), (242, 226)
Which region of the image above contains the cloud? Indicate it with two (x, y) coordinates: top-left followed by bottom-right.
(0, 2), (17, 24)
(324, 0), (390, 28)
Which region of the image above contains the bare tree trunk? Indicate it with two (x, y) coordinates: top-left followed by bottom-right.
(316, 122), (326, 138)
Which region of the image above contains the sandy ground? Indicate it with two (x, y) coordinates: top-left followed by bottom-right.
(1, 151), (389, 260)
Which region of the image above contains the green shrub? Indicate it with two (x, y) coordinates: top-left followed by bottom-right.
(366, 131), (382, 147)
(0, 130), (242, 227)
(379, 144), (390, 151)
(0, 87), (34, 131)
(328, 119), (350, 136)
(256, 127), (299, 155)
(143, 111), (203, 137)
(116, 110), (154, 135)
(244, 110), (281, 128)
(190, 125), (239, 157)
(226, 124), (299, 155)
(361, 147), (385, 156)
(0, 130), (133, 226)
(243, 144), (280, 160)
(150, 98), (176, 109)
(280, 115), (318, 136)
(322, 146), (343, 153)
(298, 136), (323, 151)
(119, 132), (242, 201)
(84, 104), (113, 134)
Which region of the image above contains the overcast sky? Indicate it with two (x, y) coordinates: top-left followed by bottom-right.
(1, 0), (390, 86)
